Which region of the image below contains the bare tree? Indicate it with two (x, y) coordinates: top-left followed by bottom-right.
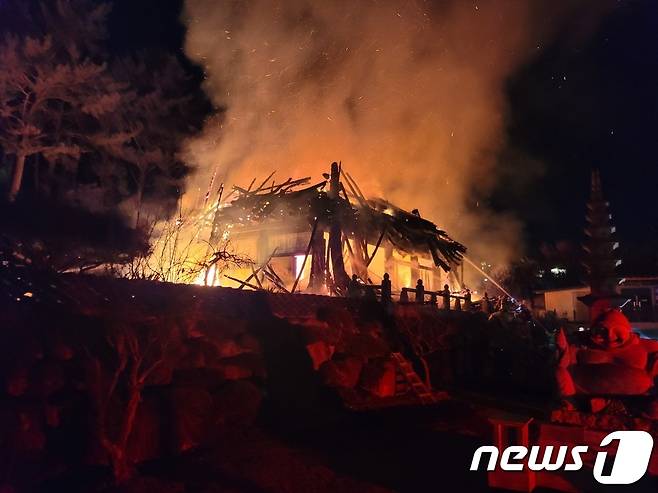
(85, 322), (178, 483)
(115, 212), (251, 284)
(0, 0), (207, 274)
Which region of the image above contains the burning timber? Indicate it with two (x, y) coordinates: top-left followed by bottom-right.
(209, 162), (466, 295)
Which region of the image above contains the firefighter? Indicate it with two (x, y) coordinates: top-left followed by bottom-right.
(347, 274), (361, 298)
(415, 279), (425, 304)
(481, 292), (492, 314)
(381, 273), (392, 304)
(442, 284), (451, 310)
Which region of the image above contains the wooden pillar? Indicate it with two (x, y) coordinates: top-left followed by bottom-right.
(328, 162), (349, 291)
(308, 230), (326, 292)
(411, 255), (420, 284)
(352, 237), (368, 280)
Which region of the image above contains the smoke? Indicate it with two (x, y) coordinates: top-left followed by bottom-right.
(181, 0), (612, 269)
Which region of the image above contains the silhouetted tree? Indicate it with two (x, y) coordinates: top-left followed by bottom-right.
(107, 55), (196, 227)
(500, 257), (541, 301)
(0, 34), (129, 201)
(0, 0), (206, 270)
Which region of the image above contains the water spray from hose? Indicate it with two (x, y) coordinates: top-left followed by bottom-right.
(462, 256), (551, 332)
(462, 255), (516, 300)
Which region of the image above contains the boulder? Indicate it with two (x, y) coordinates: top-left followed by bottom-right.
(217, 363), (251, 380)
(178, 338), (218, 369)
(213, 380), (263, 428)
(306, 341), (335, 370)
(172, 367), (225, 388)
(222, 335), (260, 357)
(194, 317), (250, 339)
(319, 357), (362, 389)
(298, 322), (339, 345)
(169, 387), (214, 452)
(315, 305), (347, 326)
(339, 332), (389, 359)
(214, 353), (265, 380)
(214, 339), (244, 359)
(238, 333), (261, 353)
(359, 359), (397, 398)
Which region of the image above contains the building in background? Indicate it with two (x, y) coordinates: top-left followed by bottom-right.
(533, 278), (658, 335)
(533, 286), (590, 322)
(619, 277), (658, 333)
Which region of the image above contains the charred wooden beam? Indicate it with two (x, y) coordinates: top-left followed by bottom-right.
(366, 226), (387, 267)
(237, 248), (278, 289)
(225, 275), (261, 291)
(352, 236), (368, 280)
(253, 171), (277, 193)
(328, 162), (349, 291)
(262, 264), (289, 293)
(308, 228), (327, 292)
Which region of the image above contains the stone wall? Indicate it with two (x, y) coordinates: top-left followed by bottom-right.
(0, 273), (553, 489)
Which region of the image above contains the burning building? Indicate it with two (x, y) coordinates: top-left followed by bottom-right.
(208, 162), (466, 295)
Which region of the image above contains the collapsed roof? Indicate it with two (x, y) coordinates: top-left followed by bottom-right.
(211, 166), (466, 273)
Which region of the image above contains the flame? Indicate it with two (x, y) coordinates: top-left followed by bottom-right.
(195, 263), (218, 286)
(294, 254), (306, 280)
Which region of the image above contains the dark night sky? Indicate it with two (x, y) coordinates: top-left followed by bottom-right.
(494, 0), (658, 251)
(109, 0), (658, 257)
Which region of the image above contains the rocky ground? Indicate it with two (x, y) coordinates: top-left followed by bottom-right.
(0, 268), (498, 492)
(0, 267), (592, 493)
(41, 402), (492, 493)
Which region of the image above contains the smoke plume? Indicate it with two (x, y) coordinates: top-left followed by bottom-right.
(181, 0), (611, 268)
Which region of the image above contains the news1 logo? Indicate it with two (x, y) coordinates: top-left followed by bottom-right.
(470, 431), (654, 485)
